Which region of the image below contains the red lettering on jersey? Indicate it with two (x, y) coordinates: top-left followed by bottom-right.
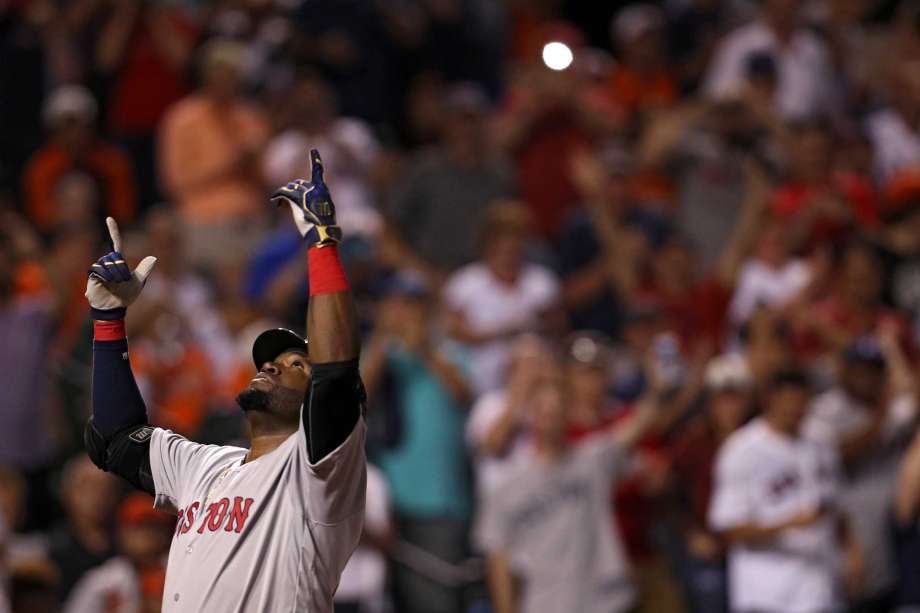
(207, 498), (230, 531)
(180, 502), (199, 535)
(198, 502), (218, 534)
(224, 497), (254, 533)
(175, 508), (184, 536)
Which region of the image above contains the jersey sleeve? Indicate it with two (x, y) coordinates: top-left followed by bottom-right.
(148, 427), (210, 513)
(299, 417), (368, 525)
(708, 441), (754, 531)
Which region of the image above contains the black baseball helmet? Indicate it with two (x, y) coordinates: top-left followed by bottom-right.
(252, 328), (308, 369)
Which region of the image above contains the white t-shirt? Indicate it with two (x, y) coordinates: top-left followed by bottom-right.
(149, 417), (366, 613)
(443, 263), (559, 394)
(728, 258), (811, 325)
(704, 20), (837, 119)
(804, 389), (918, 597)
(465, 389), (532, 501)
(866, 108), (920, 184)
(334, 464), (390, 612)
(709, 418), (843, 613)
(63, 557), (140, 613)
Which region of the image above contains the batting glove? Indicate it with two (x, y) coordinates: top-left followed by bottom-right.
(270, 149), (342, 247)
(85, 217), (157, 319)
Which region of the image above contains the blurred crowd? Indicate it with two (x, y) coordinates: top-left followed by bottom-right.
(2, 0), (920, 611)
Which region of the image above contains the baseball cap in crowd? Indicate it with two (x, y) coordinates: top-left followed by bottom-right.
(43, 85), (97, 129)
(252, 328), (309, 369)
(383, 270), (431, 300)
(704, 354), (752, 391)
(118, 493), (174, 527)
(612, 3), (665, 46)
(843, 336), (887, 369)
(565, 331), (614, 368)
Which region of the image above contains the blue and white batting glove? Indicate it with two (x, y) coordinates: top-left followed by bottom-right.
(270, 149), (342, 247)
(85, 217), (157, 320)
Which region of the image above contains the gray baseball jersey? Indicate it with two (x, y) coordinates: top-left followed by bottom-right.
(149, 417), (366, 612)
(477, 434), (635, 613)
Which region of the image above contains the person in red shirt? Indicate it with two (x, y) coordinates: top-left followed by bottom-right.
(95, 0), (198, 206)
(23, 86), (137, 233)
(769, 118), (879, 249)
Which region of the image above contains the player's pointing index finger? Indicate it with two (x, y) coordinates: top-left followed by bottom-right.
(310, 149), (324, 185)
(106, 216), (122, 253)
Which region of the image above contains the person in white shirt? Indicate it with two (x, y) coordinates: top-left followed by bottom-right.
(704, 0), (838, 119)
(709, 367), (862, 613)
(443, 201), (562, 394)
(728, 222), (812, 327)
(865, 60), (920, 184)
(803, 336), (917, 610)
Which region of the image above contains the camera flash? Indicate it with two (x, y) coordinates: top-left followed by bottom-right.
(542, 42), (573, 71)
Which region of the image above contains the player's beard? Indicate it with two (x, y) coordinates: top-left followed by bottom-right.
(236, 385), (303, 417)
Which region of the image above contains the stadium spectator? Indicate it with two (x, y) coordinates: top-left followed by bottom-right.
(798, 241), (912, 360)
(873, 174), (920, 337)
(703, 0), (838, 120)
(387, 82), (516, 275)
(443, 200), (562, 394)
(63, 493), (172, 613)
(866, 59), (920, 184)
(494, 26), (594, 241)
(768, 118), (879, 250)
(668, 353), (754, 613)
(479, 373), (660, 613)
(727, 221), (812, 327)
(47, 457), (118, 601)
(0, 237), (57, 473)
(708, 367), (862, 613)
(362, 272), (473, 613)
(133, 206), (236, 390)
(94, 0), (198, 207)
(893, 422), (920, 611)
(804, 335), (917, 611)
(560, 146), (651, 339)
(600, 4), (677, 123)
(158, 39), (268, 263)
(23, 85), (137, 233)
(264, 73), (382, 241)
(466, 334), (555, 507)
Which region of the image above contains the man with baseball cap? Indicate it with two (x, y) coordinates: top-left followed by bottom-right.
(81, 150), (367, 611)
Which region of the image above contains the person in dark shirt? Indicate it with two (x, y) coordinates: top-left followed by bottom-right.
(47, 456), (118, 601)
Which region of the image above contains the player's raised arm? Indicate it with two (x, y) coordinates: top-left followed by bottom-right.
(271, 150), (363, 464)
(83, 217), (158, 493)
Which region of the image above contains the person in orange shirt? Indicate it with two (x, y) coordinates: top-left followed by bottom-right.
(158, 39), (268, 231)
(23, 85), (137, 233)
(599, 4), (678, 124)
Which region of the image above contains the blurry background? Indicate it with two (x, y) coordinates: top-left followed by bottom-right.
(1, 0), (920, 611)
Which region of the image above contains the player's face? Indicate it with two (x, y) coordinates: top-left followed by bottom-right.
(250, 350), (311, 396)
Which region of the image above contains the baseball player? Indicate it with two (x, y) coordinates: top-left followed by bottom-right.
(83, 149), (367, 612)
